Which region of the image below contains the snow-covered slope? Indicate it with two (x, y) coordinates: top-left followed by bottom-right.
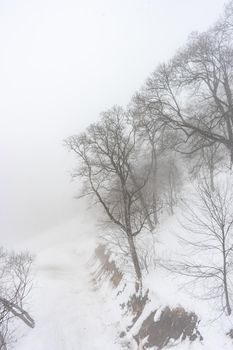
(14, 208), (121, 350)
(10, 176), (233, 350)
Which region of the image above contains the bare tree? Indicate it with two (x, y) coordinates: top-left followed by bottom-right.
(166, 180), (233, 315)
(65, 106), (155, 284)
(130, 105), (160, 227)
(158, 153), (182, 216)
(127, 162), (155, 231)
(136, 2), (233, 167)
(186, 142), (224, 192)
(0, 249), (34, 349)
(129, 101), (182, 224)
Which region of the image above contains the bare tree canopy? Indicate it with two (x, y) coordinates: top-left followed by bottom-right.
(165, 180), (233, 315)
(134, 2), (233, 167)
(65, 106), (156, 283)
(0, 250), (34, 349)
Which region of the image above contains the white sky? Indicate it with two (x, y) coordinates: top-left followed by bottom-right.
(0, 0), (227, 242)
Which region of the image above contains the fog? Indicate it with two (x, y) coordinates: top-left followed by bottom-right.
(0, 0), (226, 243)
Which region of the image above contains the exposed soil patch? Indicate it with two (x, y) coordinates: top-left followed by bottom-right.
(92, 244), (123, 288)
(227, 328), (233, 339)
(122, 290), (149, 329)
(135, 306), (202, 349)
(91, 244), (203, 350)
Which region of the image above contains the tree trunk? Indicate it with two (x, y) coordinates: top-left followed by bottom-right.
(151, 143), (158, 225)
(230, 147), (233, 169)
(127, 233), (142, 283)
(121, 182), (142, 285)
(224, 82), (233, 169)
(222, 242), (231, 315)
(129, 167), (154, 231)
(168, 169), (174, 216)
(0, 333), (7, 350)
(0, 298), (35, 328)
(223, 272), (231, 315)
(225, 114), (233, 168)
(209, 165), (215, 192)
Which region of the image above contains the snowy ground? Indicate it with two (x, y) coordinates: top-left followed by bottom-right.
(8, 177), (233, 349)
(14, 209), (121, 350)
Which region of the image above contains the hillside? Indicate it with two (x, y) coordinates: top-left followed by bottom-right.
(14, 210), (120, 350)
(9, 175), (233, 350)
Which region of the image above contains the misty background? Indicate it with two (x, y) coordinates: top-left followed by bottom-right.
(0, 0), (227, 244)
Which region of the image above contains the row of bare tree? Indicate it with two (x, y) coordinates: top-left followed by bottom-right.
(134, 1), (233, 168)
(66, 1), (233, 315)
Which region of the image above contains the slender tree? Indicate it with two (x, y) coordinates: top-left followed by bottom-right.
(166, 180), (233, 315)
(65, 106), (154, 284)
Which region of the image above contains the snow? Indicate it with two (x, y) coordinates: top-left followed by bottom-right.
(13, 208), (121, 350)
(6, 173), (233, 350)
